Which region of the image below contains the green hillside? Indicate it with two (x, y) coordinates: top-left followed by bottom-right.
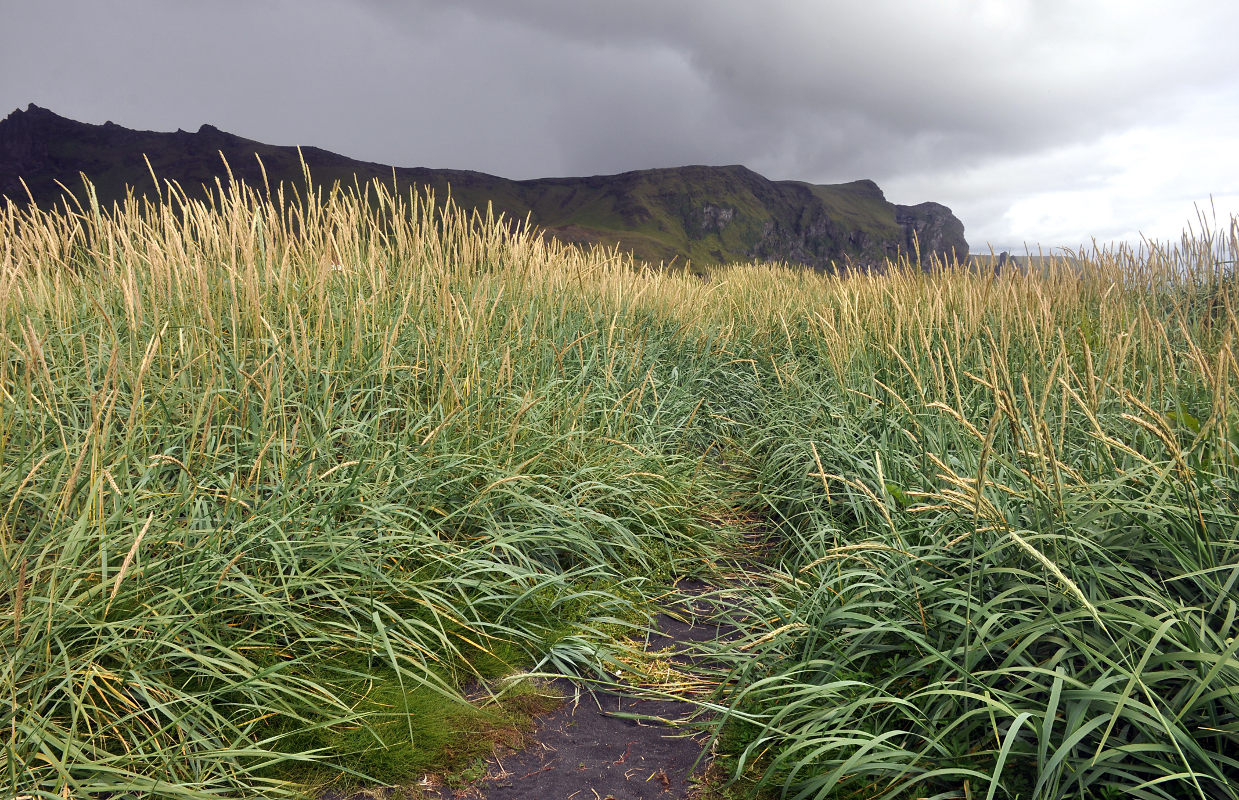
(0, 104), (968, 269)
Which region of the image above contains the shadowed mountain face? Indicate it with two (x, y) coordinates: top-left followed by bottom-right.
(0, 104), (967, 269)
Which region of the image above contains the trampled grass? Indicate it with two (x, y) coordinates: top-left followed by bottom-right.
(1, 170), (1237, 799)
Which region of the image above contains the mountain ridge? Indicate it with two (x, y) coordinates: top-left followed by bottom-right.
(0, 104), (967, 269)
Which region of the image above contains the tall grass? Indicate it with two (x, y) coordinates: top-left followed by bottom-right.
(0, 174), (732, 797)
(2, 169), (1237, 799)
(699, 228), (1239, 798)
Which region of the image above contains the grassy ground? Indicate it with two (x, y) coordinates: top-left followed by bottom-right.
(2, 175), (1237, 799)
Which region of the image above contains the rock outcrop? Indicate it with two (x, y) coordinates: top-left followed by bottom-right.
(895, 201), (969, 265)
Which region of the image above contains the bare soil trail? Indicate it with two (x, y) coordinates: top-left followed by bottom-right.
(319, 566), (764, 800)
(436, 579), (737, 800)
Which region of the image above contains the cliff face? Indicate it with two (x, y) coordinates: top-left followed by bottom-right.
(0, 104), (968, 269)
(895, 202), (969, 263)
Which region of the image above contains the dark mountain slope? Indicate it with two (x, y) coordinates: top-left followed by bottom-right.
(0, 104), (967, 269)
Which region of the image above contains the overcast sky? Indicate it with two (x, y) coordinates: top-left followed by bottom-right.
(3, 0), (1237, 253)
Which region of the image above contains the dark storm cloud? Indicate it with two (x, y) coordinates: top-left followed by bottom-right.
(3, 0), (1238, 249)
(429, 1), (1235, 174)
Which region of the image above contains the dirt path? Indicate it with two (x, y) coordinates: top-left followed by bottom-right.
(316, 579), (740, 800)
(441, 580), (731, 800)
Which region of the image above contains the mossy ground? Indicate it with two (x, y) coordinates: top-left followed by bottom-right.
(260, 650), (563, 792)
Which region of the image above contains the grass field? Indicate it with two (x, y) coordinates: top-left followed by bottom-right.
(2, 173), (1237, 799)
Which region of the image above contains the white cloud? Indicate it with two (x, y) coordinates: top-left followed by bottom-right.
(889, 81), (1239, 251)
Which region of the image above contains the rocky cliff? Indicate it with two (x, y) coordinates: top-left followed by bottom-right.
(895, 202), (968, 263)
